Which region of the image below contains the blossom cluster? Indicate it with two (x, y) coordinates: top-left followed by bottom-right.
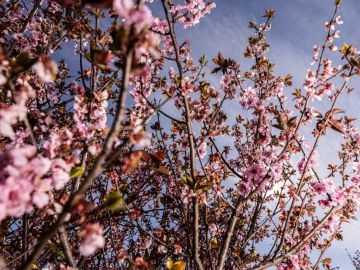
(170, 0), (216, 28)
(0, 143), (71, 221)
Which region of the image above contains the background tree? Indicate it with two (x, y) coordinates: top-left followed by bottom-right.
(0, 0), (360, 269)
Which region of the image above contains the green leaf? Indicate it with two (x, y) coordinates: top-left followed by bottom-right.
(182, 176), (194, 188)
(70, 166), (85, 178)
(199, 55), (207, 66)
(105, 191), (124, 212)
(340, 43), (351, 56)
(58, 250), (66, 259)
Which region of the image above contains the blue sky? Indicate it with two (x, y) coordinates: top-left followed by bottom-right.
(170, 0), (360, 269)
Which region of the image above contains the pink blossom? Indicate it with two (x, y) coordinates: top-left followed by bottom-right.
(171, 0), (216, 28)
(88, 143), (100, 156)
(198, 142), (207, 159)
(318, 199), (331, 209)
(323, 215), (340, 233)
(277, 265), (290, 270)
(112, 0), (133, 18)
(118, 248), (128, 262)
(113, 0), (153, 31)
(1, 177), (33, 217)
(332, 187), (345, 205)
(44, 128), (73, 158)
(324, 21), (335, 31)
(51, 159), (71, 190)
(351, 175), (360, 184)
(0, 144), (70, 220)
(33, 56), (58, 82)
(322, 178), (336, 192)
(79, 223), (105, 256)
(353, 161), (360, 173)
(239, 86), (258, 110)
(173, 243), (182, 254)
(297, 151), (318, 174)
(303, 69), (316, 98)
(220, 74), (233, 90)
(270, 164), (282, 181)
(32, 178), (53, 208)
(312, 182), (327, 195)
(329, 45), (338, 52)
(245, 164), (264, 184)
(238, 181), (251, 196)
(0, 104), (27, 139)
(181, 187), (195, 205)
(288, 255), (300, 269)
(334, 15), (343, 25)
(129, 126), (151, 147)
(311, 45), (320, 65)
(208, 223), (218, 236)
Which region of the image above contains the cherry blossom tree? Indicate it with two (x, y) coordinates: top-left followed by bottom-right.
(0, 0), (360, 269)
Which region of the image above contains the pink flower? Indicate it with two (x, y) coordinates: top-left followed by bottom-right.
(332, 187), (345, 205)
(318, 199), (331, 209)
(0, 143), (73, 221)
(353, 161), (360, 173)
(322, 178), (336, 192)
(127, 5), (153, 31)
(288, 255), (300, 269)
(198, 142), (207, 159)
(312, 182), (326, 195)
(79, 223), (105, 256)
(113, 0), (153, 31)
(329, 45), (338, 52)
(323, 215), (340, 233)
(351, 175), (360, 184)
(208, 223), (218, 235)
(129, 126), (151, 147)
(181, 187), (194, 205)
(32, 190), (50, 208)
(220, 74), (233, 90)
(297, 151), (318, 174)
(324, 21), (335, 31)
(112, 0), (133, 18)
(270, 164), (282, 181)
(118, 248), (128, 262)
(245, 164), (264, 184)
(0, 104), (27, 139)
(51, 159), (71, 190)
(33, 56), (58, 82)
(334, 15), (343, 25)
(1, 177), (33, 217)
(238, 181), (251, 196)
(276, 264), (289, 270)
(173, 243), (182, 254)
(239, 87), (258, 110)
(88, 143), (100, 156)
(170, 0), (216, 28)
